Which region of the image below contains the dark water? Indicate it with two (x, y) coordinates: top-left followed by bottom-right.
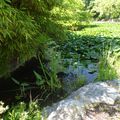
(66, 63), (98, 82)
(62, 59), (98, 93)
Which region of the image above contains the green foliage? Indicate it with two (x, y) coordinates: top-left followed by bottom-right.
(61, 33), (103, 61)
(0, 0), (90, 76)
(10, 45), (64, 96)
(12, 78), (30, 98)
(97, 39), (120, 81)
(51, 0), (85, 21)
(83, 0), (120, 19)
(35, 43), (64, 91)
(90, 0), (120, 19)
(67, 75), (86, 91)
(60, 22), (120, 81)
(34, 71), (45, 87)
(83, 0), (95, 8)
(3, 101), (42, 120)
(51, 0), (91, 28)
(0, 0), (40, 75)
(97, 48), (117, 81)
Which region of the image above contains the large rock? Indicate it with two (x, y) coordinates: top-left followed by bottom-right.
(43, 80), (120, 120)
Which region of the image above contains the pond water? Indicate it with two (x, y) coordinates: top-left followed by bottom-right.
(62, 59), (98, 93)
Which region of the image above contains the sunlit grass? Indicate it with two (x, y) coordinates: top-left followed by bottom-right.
(75, 22), (120, 37)
(97, 51), (118, 81)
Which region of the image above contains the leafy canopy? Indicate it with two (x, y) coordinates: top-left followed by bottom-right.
(0, 0), (90, 76)
(85, 0), (120, 19)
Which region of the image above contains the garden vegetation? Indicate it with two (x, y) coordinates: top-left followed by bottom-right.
(0, 0), (90, 76)
(1, 0), (120, 119)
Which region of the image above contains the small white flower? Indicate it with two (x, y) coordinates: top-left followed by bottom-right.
(0, 101), (9, 115)
(20, 112), (28, 120)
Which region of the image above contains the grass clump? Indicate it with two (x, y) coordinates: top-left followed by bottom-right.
(69, 75), (86, 91)
(97, 40), (120, 81)
(97, 57), (117, 81)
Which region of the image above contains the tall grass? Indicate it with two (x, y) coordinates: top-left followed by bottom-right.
(97, 41), (120, 81)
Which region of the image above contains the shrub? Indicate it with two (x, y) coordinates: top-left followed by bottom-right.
(90, 0), (120, 19)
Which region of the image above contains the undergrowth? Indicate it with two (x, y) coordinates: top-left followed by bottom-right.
(3, 101), (42, 120)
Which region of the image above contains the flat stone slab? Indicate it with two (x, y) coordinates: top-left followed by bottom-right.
(42, 80), (120, 120)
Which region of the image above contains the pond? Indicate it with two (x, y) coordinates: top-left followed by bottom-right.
(62, 58), (98, 93)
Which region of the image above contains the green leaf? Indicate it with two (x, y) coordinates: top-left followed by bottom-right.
(34, 71), (45, 86)
(11, 78), (20, 85)
(21, 83), (29, 87)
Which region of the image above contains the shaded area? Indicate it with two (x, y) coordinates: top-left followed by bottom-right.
(67, 24), (99, 31)
(78, 24), (99, 30)
(0, 57), (65, 107)
(0, 57), (41, 104)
